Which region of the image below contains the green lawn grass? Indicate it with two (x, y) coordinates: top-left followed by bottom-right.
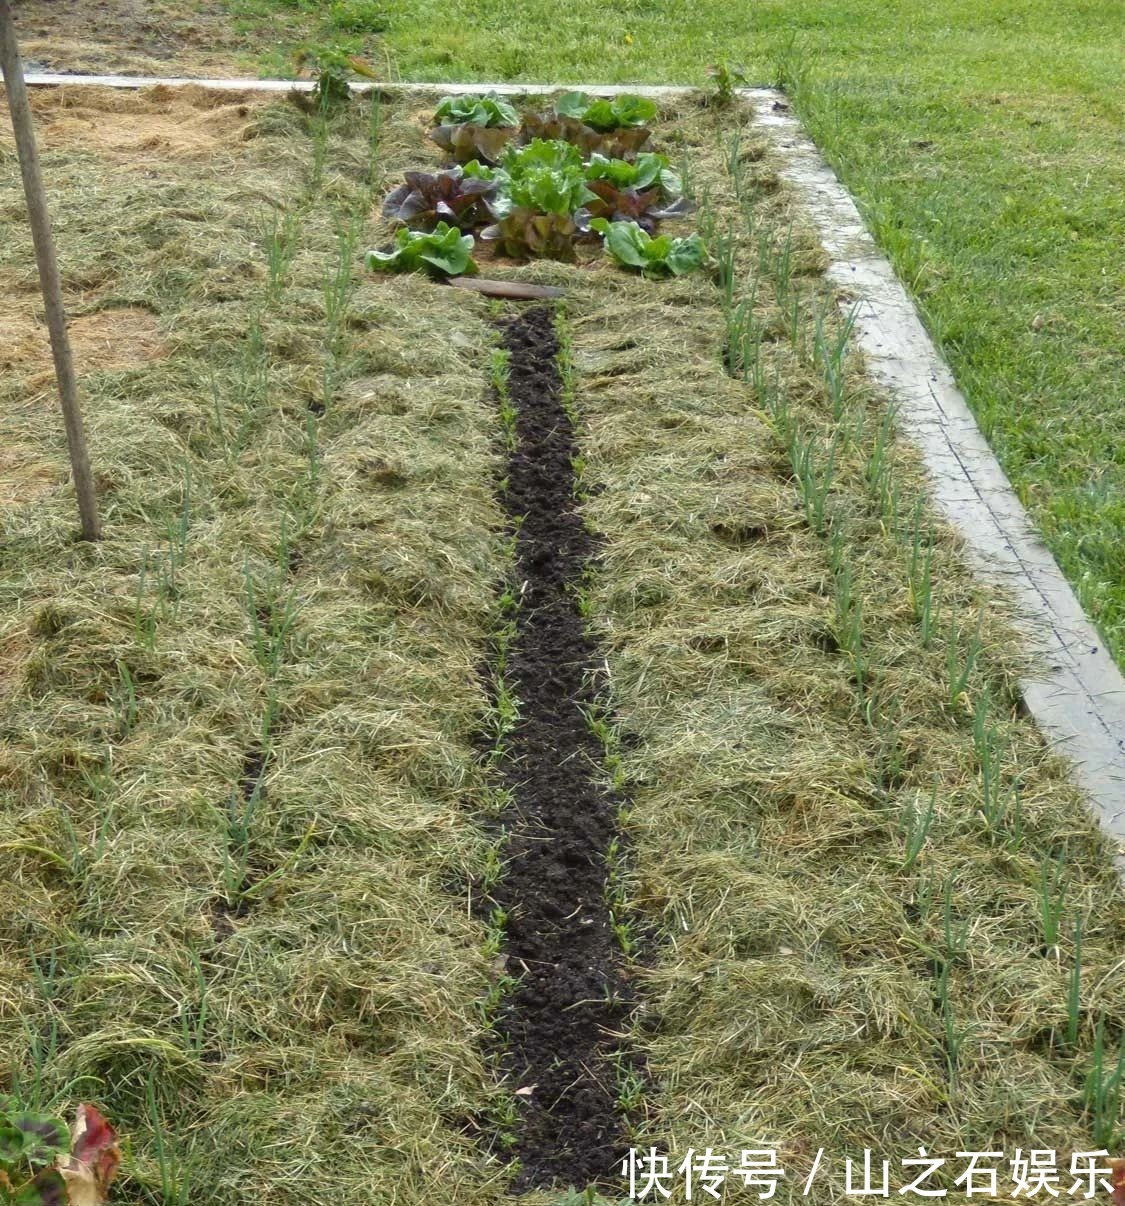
(228, 0), (1125, 667)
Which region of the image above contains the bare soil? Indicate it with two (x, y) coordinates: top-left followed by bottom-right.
(487, 306), (637, 1189)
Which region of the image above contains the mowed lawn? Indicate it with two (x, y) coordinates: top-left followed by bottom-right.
(231, 0), (1125, 661)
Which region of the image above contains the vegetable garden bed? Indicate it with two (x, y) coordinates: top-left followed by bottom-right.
(2, 83), (1125, 1205)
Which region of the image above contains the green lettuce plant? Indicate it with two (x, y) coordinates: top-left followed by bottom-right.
(583, 153), (693, 230)
(481, 140), (597, 259)
(585, 152), (679, 195)
(501, 140), (596, 214)
(433, 93), (520, 127)
(554, 91), (657, 131)
(520, 112), (652, 160)
(366, 222), (478, 276)
(591, 218), (706, 277)
(430, 93), (520, 164)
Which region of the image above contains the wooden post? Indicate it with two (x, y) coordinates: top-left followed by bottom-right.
(0, 0), (101, 539)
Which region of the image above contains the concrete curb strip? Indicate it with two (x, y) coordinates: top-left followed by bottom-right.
(19, 73), (696, 96)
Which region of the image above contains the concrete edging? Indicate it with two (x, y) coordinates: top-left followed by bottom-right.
(19, 73), (697, 97)
(9, 72), (1125, 854)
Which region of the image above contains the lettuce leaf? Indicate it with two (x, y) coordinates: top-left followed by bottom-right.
(382, 167), (497, 230)
(0, 1108), (69, 1168)
(591, 218), (706, 277)
(585, 152), (680, 196)
(429, 122), (517, 165)
(433, 93), (519, 128)
(462, 159), (502, 181)
(366, 222), (477, 277)
(554, 91), (658, 131)
(585, 183), (694, 231)
(583, 153), (693, 230)
(496, 139), (596, 218)
(481, 210), (587, 261)
(504, 138), (585, 175)
(521, 111), (652, 159)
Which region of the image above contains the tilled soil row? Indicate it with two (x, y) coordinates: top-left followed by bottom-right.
(486, 305), (638, 1190)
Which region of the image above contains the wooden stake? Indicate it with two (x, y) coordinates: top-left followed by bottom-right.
(0, 0), (101, 539)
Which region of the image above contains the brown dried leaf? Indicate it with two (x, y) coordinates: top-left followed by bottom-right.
(56, 1106), (120, 1206)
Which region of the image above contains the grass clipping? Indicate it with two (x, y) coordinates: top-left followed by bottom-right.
(0, 83), (1123, 1206)
(565, 96), (1125, 1201)
(0, 87), (512, 1205)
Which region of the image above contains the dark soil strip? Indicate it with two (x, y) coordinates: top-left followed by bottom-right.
(488, 306), (637, 1190)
